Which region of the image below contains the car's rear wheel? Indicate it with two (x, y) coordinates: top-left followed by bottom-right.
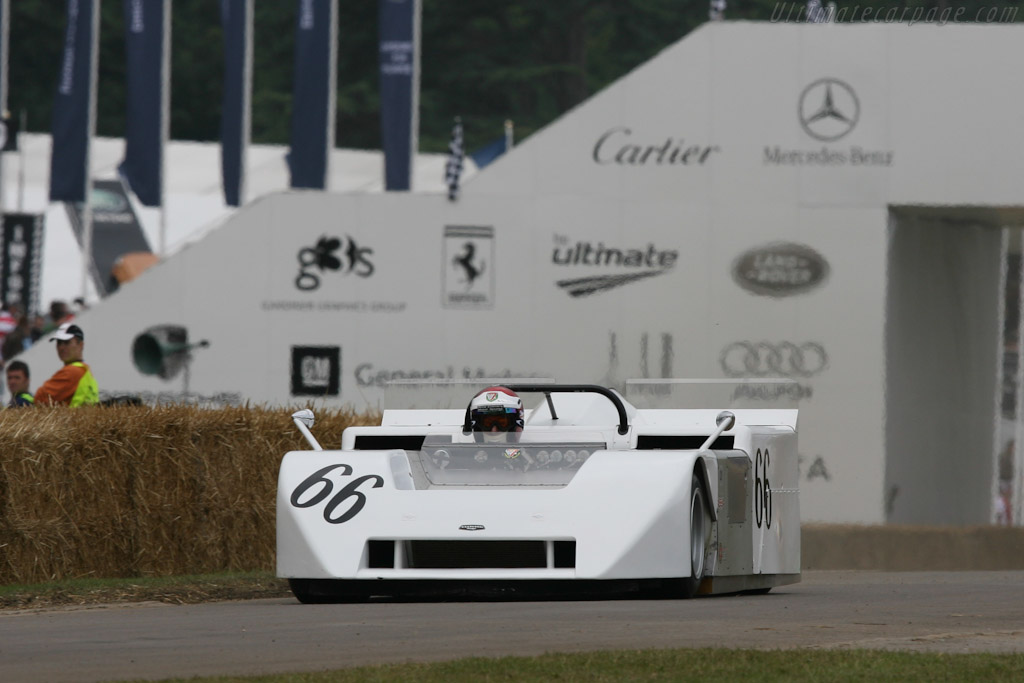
(680, 473), (708, 598)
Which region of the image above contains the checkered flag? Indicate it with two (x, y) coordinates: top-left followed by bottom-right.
(445, 117), (464, 202)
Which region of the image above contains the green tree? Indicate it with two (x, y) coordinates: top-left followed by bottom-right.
(8, 0), (1023, 156)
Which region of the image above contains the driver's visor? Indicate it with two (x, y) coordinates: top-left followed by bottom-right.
(474, 408), (519, 431)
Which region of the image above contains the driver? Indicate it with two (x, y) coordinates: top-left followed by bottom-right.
(469, 386), (524, 443)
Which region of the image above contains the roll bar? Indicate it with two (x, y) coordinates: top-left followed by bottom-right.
(463, 383), (630, 435)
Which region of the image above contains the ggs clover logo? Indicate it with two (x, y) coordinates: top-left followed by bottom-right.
(296, 235), (374, 291)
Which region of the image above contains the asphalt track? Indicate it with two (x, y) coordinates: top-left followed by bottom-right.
(2, 571), (1022, 682)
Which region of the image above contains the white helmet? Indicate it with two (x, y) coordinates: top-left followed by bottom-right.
(470, 386), (524, 438)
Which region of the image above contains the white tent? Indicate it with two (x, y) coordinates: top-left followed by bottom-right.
(2, 133), (474, 308)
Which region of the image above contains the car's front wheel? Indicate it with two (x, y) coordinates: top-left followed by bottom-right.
(288, 578), (371, 604)
(680, 473), (708, 598)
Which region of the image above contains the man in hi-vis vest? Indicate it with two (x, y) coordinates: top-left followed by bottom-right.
(34, 323), (99, 407)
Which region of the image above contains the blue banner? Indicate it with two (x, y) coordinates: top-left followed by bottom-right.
(379, 0), (415, 191)
(119, 0), (165, 207)
(470, 136), (509, 169)
(0, 0), (7, 113)
(49, 0), (97, 203)
(289, 0), (334, 190)
(220, 0), (250, 207)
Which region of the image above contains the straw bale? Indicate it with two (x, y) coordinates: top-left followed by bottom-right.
(0, 404), (373, 584)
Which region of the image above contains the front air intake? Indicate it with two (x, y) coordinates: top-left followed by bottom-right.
(407, 540), (545, 568)
(366, 540), (578, 569)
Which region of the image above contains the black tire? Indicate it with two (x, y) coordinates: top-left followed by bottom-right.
(288, 578), (371, 604)
(680, 473), (708, 599)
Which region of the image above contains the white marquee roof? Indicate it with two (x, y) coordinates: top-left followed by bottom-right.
(2, 133), (475, 309)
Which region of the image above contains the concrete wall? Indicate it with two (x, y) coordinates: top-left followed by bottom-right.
(803, 524), (1024, 570)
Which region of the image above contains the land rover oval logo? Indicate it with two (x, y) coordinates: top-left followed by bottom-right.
(732, 242), (829, 298)
(459, 524), (485, 531)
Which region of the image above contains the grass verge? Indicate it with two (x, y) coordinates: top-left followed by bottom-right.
(125, 648), (1024, 682)
(0, 570), (290, 610)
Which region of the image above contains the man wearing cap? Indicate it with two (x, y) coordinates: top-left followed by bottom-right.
(34, 323), (99, 407)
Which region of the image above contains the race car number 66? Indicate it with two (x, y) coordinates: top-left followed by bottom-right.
(754, 448), (772, 529)
(290, 464), (384, 524)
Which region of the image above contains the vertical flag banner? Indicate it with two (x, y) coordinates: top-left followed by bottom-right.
(379, 0), (415, 191)
(49, 0), (98, 203)
(0, 111), (18, 152)
(445, 117), (464, 201)
(0, 213), (44, 313)
(220, 0), (252, 207)
(289, 0), (336, 190)
(1, 0), (9, 120)
(0, 0), (9, 214)
(119, 0), (167, 207)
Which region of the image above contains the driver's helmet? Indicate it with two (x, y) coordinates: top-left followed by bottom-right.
(470, 386), (524, 440)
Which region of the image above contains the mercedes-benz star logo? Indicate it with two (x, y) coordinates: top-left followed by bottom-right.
(798, 78), (859, 142)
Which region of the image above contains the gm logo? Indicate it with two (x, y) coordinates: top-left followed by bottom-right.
(291, 346), (341, 396)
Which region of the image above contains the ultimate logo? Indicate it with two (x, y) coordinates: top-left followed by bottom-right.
(552, 235), (678, 297)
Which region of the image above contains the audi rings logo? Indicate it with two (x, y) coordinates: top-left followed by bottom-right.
(720, 341), (828, 378)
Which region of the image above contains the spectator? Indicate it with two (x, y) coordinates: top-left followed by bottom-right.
(1, 319), (26, 362)
(29, 315), (45, 343)
(4, 313), (33, 358)
(995, 481), (1013, 525)
(0, 302), (15, 356)
(5, 360), (34, 407)
(43, 300), (73, 335)
(34, 323), (99, 407)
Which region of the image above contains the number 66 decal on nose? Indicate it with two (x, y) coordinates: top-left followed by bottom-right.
(290, 464), (385, 524)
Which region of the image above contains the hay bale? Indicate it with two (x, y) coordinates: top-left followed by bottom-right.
(0, 405), (372, 584)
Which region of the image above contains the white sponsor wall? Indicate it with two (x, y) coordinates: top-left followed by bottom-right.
(19, 23), (1024, 524)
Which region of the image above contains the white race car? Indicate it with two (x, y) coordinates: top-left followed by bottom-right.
(277, 382), (800, 602)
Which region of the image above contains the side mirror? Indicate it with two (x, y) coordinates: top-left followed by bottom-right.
(291, 409), (323, 451)
(700, 411), (737, 452)
(292, 409), (315, 429)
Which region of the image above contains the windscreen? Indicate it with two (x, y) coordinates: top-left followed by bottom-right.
(418, 432), (605, 486)
(379, 378), (556, 410)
